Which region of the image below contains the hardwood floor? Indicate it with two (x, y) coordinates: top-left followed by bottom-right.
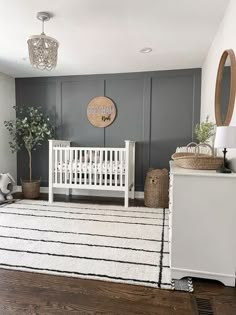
(0, 193), (234, 315)
(0, 268), (235, 315)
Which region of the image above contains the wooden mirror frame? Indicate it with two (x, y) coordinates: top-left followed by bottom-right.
(215, 49), (236, 126)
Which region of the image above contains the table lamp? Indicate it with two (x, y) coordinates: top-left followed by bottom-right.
(214, 126), (236, 173)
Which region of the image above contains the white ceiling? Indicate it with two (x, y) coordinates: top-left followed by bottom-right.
(0, 0), (229, 78)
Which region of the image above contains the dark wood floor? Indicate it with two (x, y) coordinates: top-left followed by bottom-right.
(1, 193), (234, 315)
(0, 268), (235, 315)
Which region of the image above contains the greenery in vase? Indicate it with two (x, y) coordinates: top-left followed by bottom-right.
(195, 116), (215, 144)
(4, 106), (53, 181)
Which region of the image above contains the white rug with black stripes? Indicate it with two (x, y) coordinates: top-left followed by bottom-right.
(0, 200), (193, 291)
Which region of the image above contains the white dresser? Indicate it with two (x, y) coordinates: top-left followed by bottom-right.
(169, 161), (236, 286)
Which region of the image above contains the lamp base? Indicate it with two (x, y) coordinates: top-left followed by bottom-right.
(216, 167), (232, 174)
(216, 148), (231, 173)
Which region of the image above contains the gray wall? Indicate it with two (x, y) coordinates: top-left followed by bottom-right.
(15, 69), (201, 191)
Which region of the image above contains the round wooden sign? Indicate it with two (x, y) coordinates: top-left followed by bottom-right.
(87, 96), (117, 128)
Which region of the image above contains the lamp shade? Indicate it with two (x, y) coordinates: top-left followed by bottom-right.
(214, 126), (236, 148)
(27, 12), (59, 71)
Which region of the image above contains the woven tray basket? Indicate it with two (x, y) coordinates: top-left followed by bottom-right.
(171, 143), (223, 170)
(144, 168), (169, 208)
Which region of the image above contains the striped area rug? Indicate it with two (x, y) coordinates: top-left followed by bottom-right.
(0, 200), (192, 291)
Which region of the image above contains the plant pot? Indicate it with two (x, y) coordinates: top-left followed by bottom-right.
(21, 179), (40, 199)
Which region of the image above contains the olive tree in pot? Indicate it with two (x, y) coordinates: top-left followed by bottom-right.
(4, 106), (53, 199)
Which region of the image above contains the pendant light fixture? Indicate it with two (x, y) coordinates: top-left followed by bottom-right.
(27, 12), (59, 71)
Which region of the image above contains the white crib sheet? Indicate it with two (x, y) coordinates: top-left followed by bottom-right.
(56, 161), (126, 174)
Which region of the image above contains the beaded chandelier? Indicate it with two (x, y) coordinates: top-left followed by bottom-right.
(27, 12), (59, 71)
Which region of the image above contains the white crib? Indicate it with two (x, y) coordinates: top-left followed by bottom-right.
(48, 140), (136, 207)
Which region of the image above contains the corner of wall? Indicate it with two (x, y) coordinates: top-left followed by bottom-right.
(0, 72), (16, 180)
(200, 0), (233, 124)
(200, 0), (236, 170)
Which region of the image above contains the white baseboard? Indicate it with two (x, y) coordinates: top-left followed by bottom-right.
(16, 186), (144, 199)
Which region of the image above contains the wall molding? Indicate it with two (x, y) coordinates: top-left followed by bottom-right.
(16, 68), (201, 189)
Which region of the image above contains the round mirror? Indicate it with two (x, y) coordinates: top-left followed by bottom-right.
(220, 56), (231, 123)
(215, 49), (236, 126)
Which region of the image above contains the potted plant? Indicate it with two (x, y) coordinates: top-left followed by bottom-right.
(4, 106), (53, 199)
(195, 116), (215, 144)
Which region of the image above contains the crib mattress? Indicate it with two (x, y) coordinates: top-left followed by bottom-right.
(56, 161), (126, 174)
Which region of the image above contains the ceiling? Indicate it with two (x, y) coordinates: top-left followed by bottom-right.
(0, 0), (229, 78)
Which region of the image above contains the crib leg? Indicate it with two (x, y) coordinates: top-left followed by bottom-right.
(66, 188), (71, 197)
(131, 184), (135, 200)
(125, 189), (129, 207)
(49, 185), (53, 203)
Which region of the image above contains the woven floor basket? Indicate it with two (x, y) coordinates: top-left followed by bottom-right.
(144, 169), (169, 208)
(21, 180), (40, 199)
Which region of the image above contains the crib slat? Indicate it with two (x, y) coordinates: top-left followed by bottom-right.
(73, 149), (75, 184)
(69, 149), (73, 184)
(94, 149), (97, 186)
(110, 150), (112, 186)
(60, 150), (63, 184)
(55, 149), (58, 184)
(120, 150), (123, 187)
(63, 149), (65, 183)
(79, 149), (82, 185)
(115, 150), (118, 187)
(100, 150), (103, 186)
(119, 151), (121, 187)
(89, 149), (92, 185)
(75, 149), (78, 185)
(65, 149), (68, 184)
(85, 149), (88, 185)
(105, 150), (107, 186)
